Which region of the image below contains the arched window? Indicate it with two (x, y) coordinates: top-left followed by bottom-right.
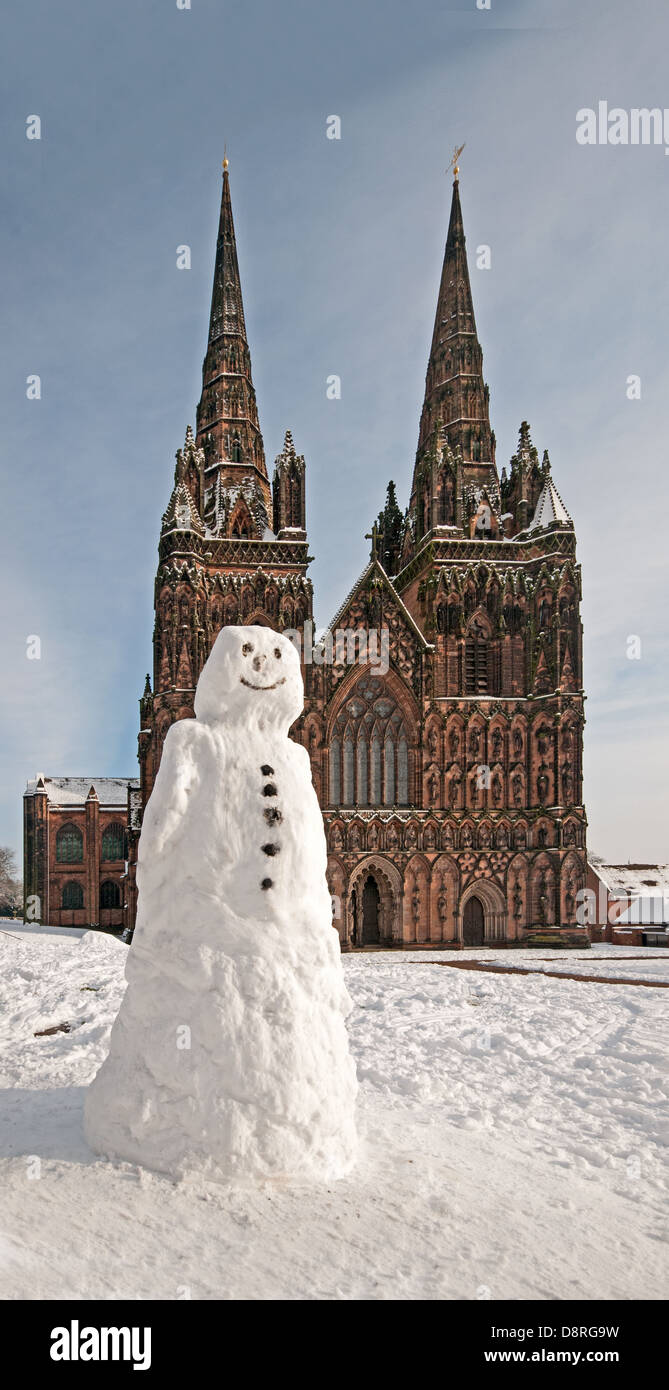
(231, 433), (242, 462)
(288, 465), (302, 527)
(329, 738), (341, 804)
(356, 736), (368, 806)
(465, 634), (490, 693)
(56, 823), (83, 864)
(61, 882), (83, 910)
(370, 734), (381, 804)
(100, 880), (121, 909)
(101, 822), (126, 862)
(398, 736), (409, 804)
(232, 514), (252, 539)
(328, 676), (412, 808)
(439, 469), (454, 524)
(384, 737), (395, 806)
(343, 732), (354, 804)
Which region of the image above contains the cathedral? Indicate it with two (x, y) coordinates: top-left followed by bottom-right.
(25, 157), (588, 946)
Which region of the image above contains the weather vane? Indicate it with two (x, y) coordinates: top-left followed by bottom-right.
(223, 143), (229, 172)
(448, 143), (465, 180)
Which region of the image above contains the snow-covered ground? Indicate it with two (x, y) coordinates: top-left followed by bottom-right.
(0, 923), (667, 1300)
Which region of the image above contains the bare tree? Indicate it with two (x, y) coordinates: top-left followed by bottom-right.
(0, 847), (22, 918)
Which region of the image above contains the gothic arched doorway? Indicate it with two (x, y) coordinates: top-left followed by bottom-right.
(463, 895), (485, 946)
(347, 855), (402, 947)
(362, 875), (381, 945)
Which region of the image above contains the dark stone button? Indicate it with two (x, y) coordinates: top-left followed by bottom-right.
(261, 878), (273, 891)
(261, 843), (280, 856)
(264, 807), (282, 825)
(260, 764), (274, 776)
(262, 783), (278, 797)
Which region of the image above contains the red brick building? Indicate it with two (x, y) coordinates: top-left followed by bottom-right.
(586, 861), (668, 947)
(125, 162), (588, 947)
(23, 777), (139, 929)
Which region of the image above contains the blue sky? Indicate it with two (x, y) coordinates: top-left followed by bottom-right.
(1, 0), (668, 865)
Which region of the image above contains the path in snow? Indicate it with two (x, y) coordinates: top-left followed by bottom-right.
(409, 958), (669, 988)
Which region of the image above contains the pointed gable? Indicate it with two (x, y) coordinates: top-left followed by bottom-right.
(559, 643), (576, 691)
(528, 477), (572, 531)
(327, 559), (431, 651)
(161, 481), (205, 538)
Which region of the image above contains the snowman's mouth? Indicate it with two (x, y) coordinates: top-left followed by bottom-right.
(240, 676), (287, 691)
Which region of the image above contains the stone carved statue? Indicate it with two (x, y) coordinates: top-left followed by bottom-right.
(538, 869), (549, 926)
(512, 876), (523, 921)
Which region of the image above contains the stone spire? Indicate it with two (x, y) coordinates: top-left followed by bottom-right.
(273, 429), (306, 538)
(195, 163), (268, 486)
(411, 173), (495, 515)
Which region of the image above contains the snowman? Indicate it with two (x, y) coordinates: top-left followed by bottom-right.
(85, 625), (358, 1182)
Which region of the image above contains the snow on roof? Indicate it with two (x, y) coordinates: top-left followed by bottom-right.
(527, 477), (572, 532)
(25, 776), (139, 808)
(590, 862), (669, 896)
(589, 861), (669, 924)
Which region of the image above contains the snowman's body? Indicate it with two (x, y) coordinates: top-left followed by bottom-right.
(84, 626), (357, 1182)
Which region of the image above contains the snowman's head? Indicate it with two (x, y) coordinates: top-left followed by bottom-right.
(194, 624), (303, 731)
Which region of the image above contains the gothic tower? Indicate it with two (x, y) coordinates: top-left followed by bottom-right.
(127, 162), (313, 924)
(311, 169), (587, 948)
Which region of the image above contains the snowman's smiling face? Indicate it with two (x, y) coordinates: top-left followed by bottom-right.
(194, 624), (304, 730)
(240, 639), (287, 691)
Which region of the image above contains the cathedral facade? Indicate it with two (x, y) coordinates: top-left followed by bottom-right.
(124, 159), (588, 948)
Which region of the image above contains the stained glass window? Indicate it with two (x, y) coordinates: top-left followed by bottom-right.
(343, 733), (354, 804)
(384, 738), (395, 806)
(100, 880), (121, 909)
(357, 737), (368, 806)
(328, 676), (413, 807)
(329, 738), (341, 804)
(61, 882), (83, 909)
(370, 735), (382, 804)
(56, 823), (83, 864)
(101, 822), (126, 862)
(398, 737), (409, 804)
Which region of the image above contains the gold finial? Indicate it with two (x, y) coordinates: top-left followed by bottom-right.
(448, 143), (465, 180)
(222, 143), (229, 172)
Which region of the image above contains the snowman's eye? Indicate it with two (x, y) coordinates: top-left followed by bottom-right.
(274, 648), (282, 659)
(242, 643), (253, 656)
